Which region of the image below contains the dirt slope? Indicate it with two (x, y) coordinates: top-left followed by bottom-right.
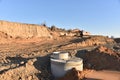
(77, 46), (120, 71)
(0, 20), (51, 38)
(59, 36), (115, 50)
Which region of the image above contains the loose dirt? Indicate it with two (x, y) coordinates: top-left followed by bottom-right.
(0, 34), (120, 80)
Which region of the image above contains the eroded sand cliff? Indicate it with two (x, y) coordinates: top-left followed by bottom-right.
(0, 20), (51, 38)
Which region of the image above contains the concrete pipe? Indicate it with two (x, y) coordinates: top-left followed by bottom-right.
(65, 57), (83, 71)
(51, 52), (60, 59)
(59, 52), (69, 60)
(50, 58), (66, 77)
(50, 52), (83, 78)
(51, 51), (69, 60)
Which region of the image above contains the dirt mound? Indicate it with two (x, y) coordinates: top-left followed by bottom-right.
(83, 36), (115, 46)
(95, 46), (117, 55)
(0, 58), (39, 80)
(57, 68), (93, 80)
(57, 68), (85, 80)
(0, 56), (52, 80)
(83, 46), (120, 71)
(60, 36), (115, 50)
(114, 38), (120, 43)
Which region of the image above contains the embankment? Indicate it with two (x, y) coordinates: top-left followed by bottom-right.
(0, 20), (51, 38)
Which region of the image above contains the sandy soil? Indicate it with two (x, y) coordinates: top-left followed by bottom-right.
(0, 36), (120, 80)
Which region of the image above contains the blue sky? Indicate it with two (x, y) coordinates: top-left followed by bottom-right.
(0, 0), (120, 37)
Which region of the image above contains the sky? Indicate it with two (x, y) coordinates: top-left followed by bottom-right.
(0, 0), (120, 37)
